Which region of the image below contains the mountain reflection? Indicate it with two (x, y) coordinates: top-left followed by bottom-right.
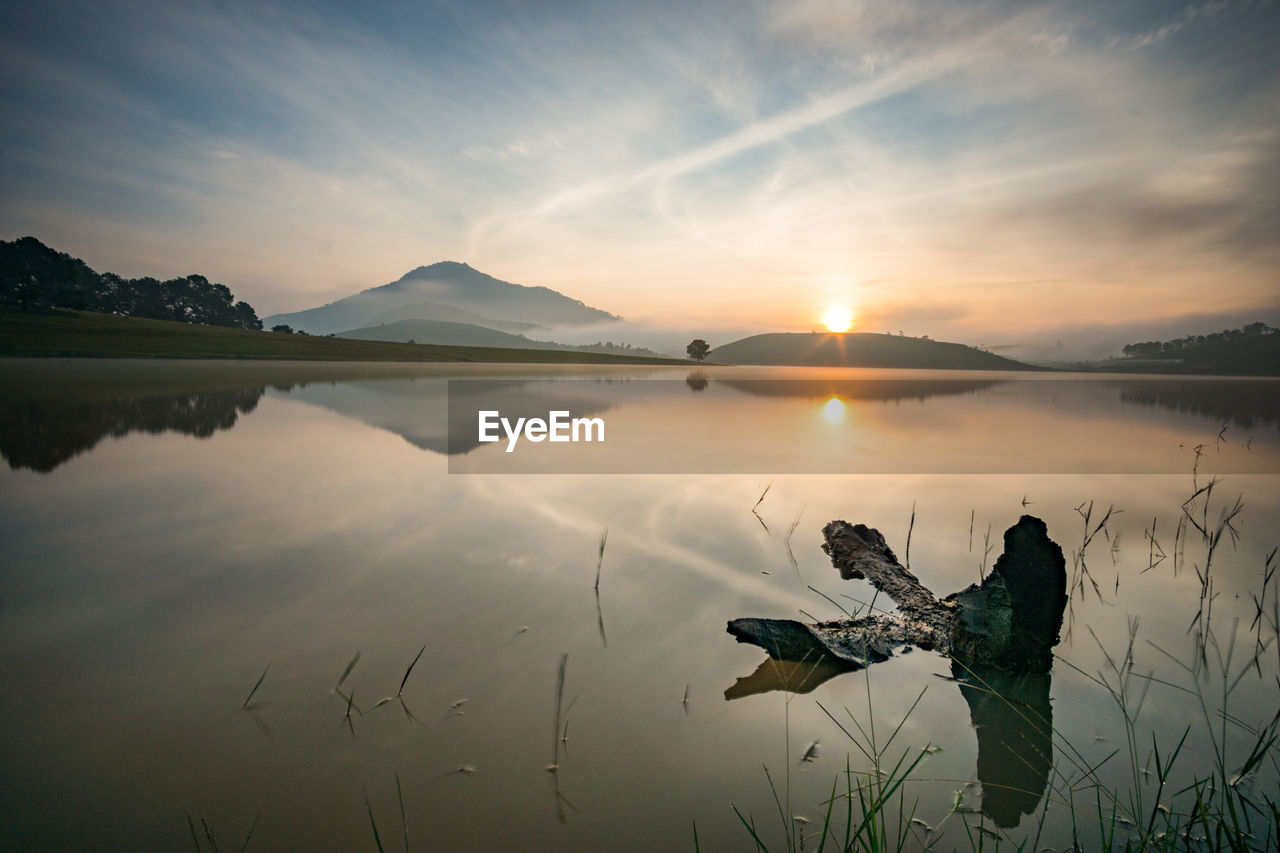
(725, 654), (1054, 829)
(0, 387), (264, 472)
(0, 360), (465, 473)
(280, 377), (616, 455)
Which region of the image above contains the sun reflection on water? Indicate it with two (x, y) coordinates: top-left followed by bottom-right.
(821, 395), (846, 424)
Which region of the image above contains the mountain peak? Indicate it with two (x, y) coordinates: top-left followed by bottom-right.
(400, 261), (473, 280)
(264, 262), (620, 333)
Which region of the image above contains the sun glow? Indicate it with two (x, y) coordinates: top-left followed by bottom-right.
(822, 307), (853, 333)
(821, 396), (846, 424)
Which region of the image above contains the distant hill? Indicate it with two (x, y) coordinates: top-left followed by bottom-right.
(364, 300), (544, 335)
(1110, 322), (1280, 376)
(711, 332), (1038, 370)
(0, 307), (686, 364)
(337, 318), (562, 349)
(337, 317), (668, 359)
(264, 261), (619, 334)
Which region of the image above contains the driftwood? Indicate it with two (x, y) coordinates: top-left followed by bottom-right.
(725, 515), (1065, 828)
(727, 515), (1067, 674)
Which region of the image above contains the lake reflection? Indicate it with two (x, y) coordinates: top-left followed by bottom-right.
(0, 386), (264, 472)
(5, 362), (1279, 474)
(0, 360), (1277, 851)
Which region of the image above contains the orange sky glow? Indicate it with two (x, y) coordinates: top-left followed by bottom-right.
(1, 0), (1276, 358)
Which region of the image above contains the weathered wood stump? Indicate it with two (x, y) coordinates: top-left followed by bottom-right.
(727, 515), (1067, 674)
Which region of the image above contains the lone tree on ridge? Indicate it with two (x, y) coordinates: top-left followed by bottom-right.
(686, 339), (711, 362)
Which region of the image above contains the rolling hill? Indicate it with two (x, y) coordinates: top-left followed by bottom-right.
(363, 300), (543, 334)
(264, 261), (619, 334)
(0, 308), (684, 364)
(337, 318), (561, 349)
(711, 332), (1037, 370)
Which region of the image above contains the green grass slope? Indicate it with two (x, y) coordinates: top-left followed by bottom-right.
(712, 332), (1038, 370)
(0, 309), (687, 364)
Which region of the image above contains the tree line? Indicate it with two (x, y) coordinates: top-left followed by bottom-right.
(1122, 322), (1277, 358)
(571, 340), (664, 357)
(0, 236), (262, 330)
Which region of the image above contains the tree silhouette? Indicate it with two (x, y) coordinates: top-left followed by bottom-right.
(686, 339), (711, 362)
(0, 236), (263, 329)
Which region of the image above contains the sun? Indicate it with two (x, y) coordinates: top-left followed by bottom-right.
(822, 306), (854, 333)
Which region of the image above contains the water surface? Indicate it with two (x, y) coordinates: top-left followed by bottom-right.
(1, 360), (1277, 850)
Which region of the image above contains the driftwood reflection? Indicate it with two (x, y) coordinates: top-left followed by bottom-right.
(723, 653), (1054, 828)
(723, 655), (852, 700)
(951, 664), (1054, 828)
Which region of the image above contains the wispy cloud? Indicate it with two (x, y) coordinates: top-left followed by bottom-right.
(530, 53), (956, 218)
(0, 0), (1276, 342)
(1120, 0), (1231, 49)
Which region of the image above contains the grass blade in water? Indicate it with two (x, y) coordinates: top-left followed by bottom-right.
(242, 664), (269, 710)
(594, 527), (608, 590)
(364, 787), (385, 853)
(399, 645), (426, 696)
(336, 651), (360, 691)
(550, 653), (568, 769)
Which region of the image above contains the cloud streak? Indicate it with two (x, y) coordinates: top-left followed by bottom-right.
(0, 0), (1276, 348)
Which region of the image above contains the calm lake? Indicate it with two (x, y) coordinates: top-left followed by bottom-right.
(1, 360), (1277, 851)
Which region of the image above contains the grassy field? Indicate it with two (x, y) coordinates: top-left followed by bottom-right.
(0, 308), (689, 364)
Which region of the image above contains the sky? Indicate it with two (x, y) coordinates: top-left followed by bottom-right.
(1, 0), (1277, 357)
